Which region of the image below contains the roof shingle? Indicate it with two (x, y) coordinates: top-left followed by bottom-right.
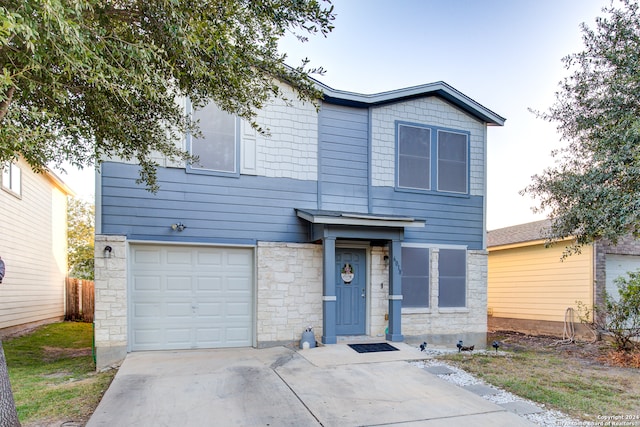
(487, 219), (553, 247)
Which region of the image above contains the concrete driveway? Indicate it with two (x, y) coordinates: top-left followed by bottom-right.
(87, 343), (535, 427)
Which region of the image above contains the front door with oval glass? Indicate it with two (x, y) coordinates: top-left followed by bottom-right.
(335, 248), (366, 335)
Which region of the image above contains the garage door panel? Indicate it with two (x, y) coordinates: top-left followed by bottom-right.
(197, 277), (223, 291)
(228, 252), (252, 266)
(166, 302), (193, 318)
(134, 329), (162, 346)
(227, 302), (252, 317)
(197, 252), (223, 265)
(166, 276), (193, 291)
(133, 276), (162, 291)
(227, 277), (252, 291)
(131, 245), (254, 351)
(166, 328), (193, 345)
(134, 250), (162, 264)
(134, 303), (161, 318)
(197, 302), (223, 318)
(166, 250), (193, 265)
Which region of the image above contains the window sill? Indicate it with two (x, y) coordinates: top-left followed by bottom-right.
(186, 166), (240, 178)
(394, 186), (470, 198)
(437, 307), (469, 314)
(402, 307), (431, 314)
(2, 186), (22, 199)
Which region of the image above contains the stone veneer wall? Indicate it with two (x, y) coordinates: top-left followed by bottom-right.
(256, 242), (323, 346)
(93, 234), (128, 369)
(93, 237), (488, 365)
(370, 247), (390, 337)
(401, 249), (488, 348)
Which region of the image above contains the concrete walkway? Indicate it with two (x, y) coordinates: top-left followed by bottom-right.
(87, 343), (536, 427)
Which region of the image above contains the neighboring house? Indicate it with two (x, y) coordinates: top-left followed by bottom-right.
(487, 219), (640, 338)
(93, 80), (505, 368)
(0, 157), (74, 335)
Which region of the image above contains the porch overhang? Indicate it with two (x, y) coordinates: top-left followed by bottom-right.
(296, 209), (421, 345)
(296, 209), (425, 236)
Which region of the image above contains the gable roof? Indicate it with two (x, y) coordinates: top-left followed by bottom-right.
(487, 219), (554, 248)
(316, 80), (506, 126)
(45, 169), (75, 196)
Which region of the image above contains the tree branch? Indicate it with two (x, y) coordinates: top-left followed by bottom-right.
(0, 86), (15, 123)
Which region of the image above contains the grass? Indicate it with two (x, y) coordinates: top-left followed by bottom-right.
(3, 322), (117, 426)
(2, 325), (638, 425)
(439, 339), (640, 421)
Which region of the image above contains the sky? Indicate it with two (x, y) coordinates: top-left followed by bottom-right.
(57, 0), (609, 230)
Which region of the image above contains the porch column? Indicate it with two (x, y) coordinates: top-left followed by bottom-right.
(322, 237), (337, 344)
(386, 238), (403, 342)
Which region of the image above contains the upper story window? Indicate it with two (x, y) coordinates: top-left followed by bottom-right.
(396, 122), (469, 194)
(2, 161), (21, 196)
(398, 124), (431, 190)
(189, 101), (238, 175)
(437, 130), (468, 193)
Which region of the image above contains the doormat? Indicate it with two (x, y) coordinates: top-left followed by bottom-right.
(348, 343), (399, 353)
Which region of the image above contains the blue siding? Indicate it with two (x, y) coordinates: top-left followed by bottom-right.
(100, 162), (317, 244)
(101, 101), (485, 249)
(371, 187), (484, 249)
(318, 104), (369, 212)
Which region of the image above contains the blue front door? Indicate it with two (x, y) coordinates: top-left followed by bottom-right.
(335, 249), (366, 335)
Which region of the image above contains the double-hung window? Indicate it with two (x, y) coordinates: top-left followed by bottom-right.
(438, 248), (467, 308)
(401, 246), (430, 308)
(2, 162), (21, 196)
(397, 123), (469, 194)
(189, 101), (238, 175)
(398, 125), (431, 190)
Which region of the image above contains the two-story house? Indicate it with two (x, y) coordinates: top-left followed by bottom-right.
(0, 157), (73, 335)
(93, 80), (505, 368)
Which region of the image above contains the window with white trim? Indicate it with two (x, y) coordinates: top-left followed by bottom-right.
(438, 248), (466, 307)
(2, 162), (21, 196)
(190, 102), (237, 174)
(397, 123), (469, 194)
(401, 246), (430, 308)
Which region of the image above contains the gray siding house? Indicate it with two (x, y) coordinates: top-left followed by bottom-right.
(94, 80), (505, 368)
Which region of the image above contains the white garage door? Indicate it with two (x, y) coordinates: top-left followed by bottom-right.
(130, 244), (254, 351)
(606, 254), (640, 300)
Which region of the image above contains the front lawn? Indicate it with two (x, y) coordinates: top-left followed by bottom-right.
(439, 331), (640, 422)
(2, 322), (116, 426)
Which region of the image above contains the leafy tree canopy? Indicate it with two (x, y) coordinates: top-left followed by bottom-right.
(0, 0), (334, 191)
(67, 197), (94, 280)
(524, 0), (640, 254)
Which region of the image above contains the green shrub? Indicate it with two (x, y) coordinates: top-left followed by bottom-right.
(577, 270), (640, 351)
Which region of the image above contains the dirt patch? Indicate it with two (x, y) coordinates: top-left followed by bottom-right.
(42, 346), (92, 361)
(488, 330), (639, 368)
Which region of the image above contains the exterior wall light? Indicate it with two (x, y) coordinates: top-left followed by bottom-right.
(104, 245), (112, 258)
(171, 222), (187, 232)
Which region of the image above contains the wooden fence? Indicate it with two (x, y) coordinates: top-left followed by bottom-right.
(65, 277), (95, 322)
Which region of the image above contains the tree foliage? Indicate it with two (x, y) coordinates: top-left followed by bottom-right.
(523, 0), (640, 253)
(67, 197), (94, 280)
(0, 0), (334, 191)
